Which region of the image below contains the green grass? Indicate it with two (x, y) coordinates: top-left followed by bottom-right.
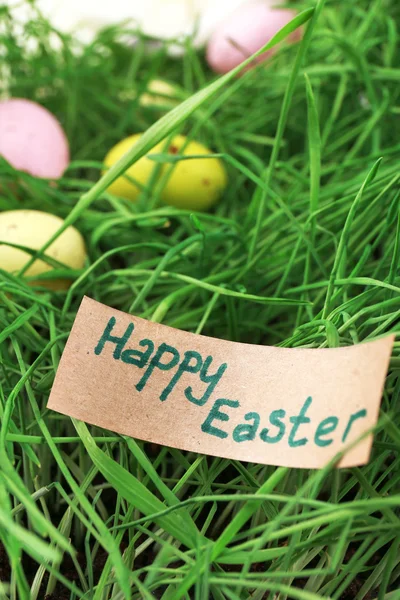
(1, 0), (400, 598)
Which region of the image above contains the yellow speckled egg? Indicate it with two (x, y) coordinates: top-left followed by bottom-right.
(159, 134), (227, 211)
(0, 209), (86, 290)
(104, 133), (227, 211)
(103, 133), (160, 202)
(139, 79), (180, 108)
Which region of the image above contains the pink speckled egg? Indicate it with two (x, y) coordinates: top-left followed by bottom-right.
(206, 2), (300, 74)
(0, 99), (70, 179)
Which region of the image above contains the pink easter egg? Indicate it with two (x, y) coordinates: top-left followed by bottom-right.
(206, 2), (300, 75)
(0, 98), (70, 179)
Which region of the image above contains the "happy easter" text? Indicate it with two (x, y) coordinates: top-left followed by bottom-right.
(93, 316), (367, 449)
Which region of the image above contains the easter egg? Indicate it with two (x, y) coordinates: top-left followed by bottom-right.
(0, 99), (69, 179)
(104, 133), (159, 202)
(0, 210), (86, 290)
(104, 134), (227, 211)
(206, 2), (300, 74)
(139, 79), (181, 109)
(159, 135), (227, 211)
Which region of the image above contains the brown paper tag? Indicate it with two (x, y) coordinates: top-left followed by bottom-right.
(48, 296), (394, 469)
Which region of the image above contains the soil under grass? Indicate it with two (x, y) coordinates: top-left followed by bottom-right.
(1, 0), (400, 598)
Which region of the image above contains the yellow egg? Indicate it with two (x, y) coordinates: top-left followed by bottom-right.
(0, 209), (86, 290)
(139, 79), (180, 108)
(103, 133), (163, 202)
(104, 134), (227, 211)
(159, 135), (227, 211)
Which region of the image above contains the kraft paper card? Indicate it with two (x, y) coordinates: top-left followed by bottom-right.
(47, 296), (394, 468)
